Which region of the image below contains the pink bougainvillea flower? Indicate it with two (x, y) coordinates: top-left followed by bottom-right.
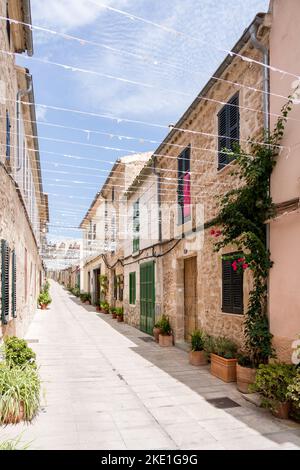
(242, 263), (249, 269)
(237, 258), (245, 263)
(232, 261), (237, 271)
(215, 230), (222, 237)
(210, 229), (215, 236)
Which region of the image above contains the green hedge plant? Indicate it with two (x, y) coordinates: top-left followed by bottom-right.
(252, 363), (297, 411)
(208, 336), (238, 359)
(3, 337), (36, 369)
(159, 315), (172, 336)
(38, 291), (52, 306)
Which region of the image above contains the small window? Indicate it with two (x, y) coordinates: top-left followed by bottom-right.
(218, 93), (239, 170)
(133, 200), (140, 253)
(178, 146), (191, 224)
(129, 272), (136, 305)
(113, 271), (117, 300)
(6, 110), (11, 160)
(222, 253), (243, 314)
(118, 275), (123, 301)
(112, 186), (115, 202)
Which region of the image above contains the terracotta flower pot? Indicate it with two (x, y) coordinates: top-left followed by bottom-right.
(210, 353), (237, 383)
(117, 315), (124, 322)
(96, 306), (101, 312)
(236, 364), (256, 394)
(40, 304), (47, 310)
(272, 401), (290, 420)
(153, 327), (162, 343)
(112, 313), (117, 319)
(2, 402), (24, 424)
(189, 350), (207, 366)
(159, 334), (173, 347)
(85, 300), (91, 305)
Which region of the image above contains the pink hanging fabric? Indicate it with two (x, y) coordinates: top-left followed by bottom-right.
(183, 172), (191, 217)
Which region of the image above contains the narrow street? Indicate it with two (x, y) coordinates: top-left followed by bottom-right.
(3, 281), (300, 450)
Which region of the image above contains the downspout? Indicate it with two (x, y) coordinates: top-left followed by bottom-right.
(250, 20), (271, 316)
(16, 74), (32, 171)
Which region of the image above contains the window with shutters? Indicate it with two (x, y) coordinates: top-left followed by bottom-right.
(1, 240), (10, 324)
(132, 200), (140, 253)
(11, 250), (16, 318)
(178, 146), (191, 224)
(113, 271), (117, 300)
(129, 272), (136, 305)
(218, 93), (239, 170)
(118, 275), (124, 301)
(222, 253), (243, 314)
(6, 110), (11, 160)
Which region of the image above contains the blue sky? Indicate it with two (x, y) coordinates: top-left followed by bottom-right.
(17, 0), (270, 249)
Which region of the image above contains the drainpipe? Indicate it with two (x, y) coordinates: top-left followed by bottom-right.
(250, 20), (270, 315)
(153, 156), (162, 243)
(250, 22), (270, 135)
(16, 74), (32, 171)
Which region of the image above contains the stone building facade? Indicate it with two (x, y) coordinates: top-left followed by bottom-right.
(0, 0), (48, 339)
(123, 161), (164, 332)
(153, 14), (269, 348)
(80, 153), (151, 309)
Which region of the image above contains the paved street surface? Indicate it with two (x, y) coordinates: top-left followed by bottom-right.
(2, 281), (300, 450)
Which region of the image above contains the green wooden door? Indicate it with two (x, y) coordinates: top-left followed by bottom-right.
(140, 261), (155, 335)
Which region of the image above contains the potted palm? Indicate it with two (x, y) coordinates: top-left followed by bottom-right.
(252, 363), (297, 419)
(209, 336), (238, 382)
(116, 307), (124, 322)
(38, 291), (52, 310)
(158, 315), (173, 347)
(189, 329), (207, 366)
(153, 319), (162, 343)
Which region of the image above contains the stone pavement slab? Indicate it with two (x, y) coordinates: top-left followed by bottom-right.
(1, 281), (299, 450)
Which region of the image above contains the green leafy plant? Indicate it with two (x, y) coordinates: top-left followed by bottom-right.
(159, 315), (172, 336)
(99, 275), (109, 300)
(210, 336), (238, 359)
(80, 292), (91, 303)
(38, 291), (52, 306)
(210, 92), (297, 367)
(252, 363), (297, 410)
(110, 306), (117, 314)
(237, 351), (255, 368)
(3, 337), (36, 369)
(190, 329), (206, 352)
(100, 301), (109, 312)
(0, 364), (41, 424)
(116, 307), (123, 316)
(287, 370), (300, 412)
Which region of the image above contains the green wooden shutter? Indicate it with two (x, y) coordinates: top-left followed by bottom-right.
(218, 93), (239, 169)
(1, 240), (10, 324)
(129, 272), (136, 305)
(140, 262), (155, 334)
(11, 249), (16, 317)
(133, 200), (140, 253)
(222, 255), (243, 314)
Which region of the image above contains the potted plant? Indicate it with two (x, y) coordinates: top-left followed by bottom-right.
(84, 293), (91, 305)
(95, 301), (101, 312)
(189, 329), (207, 366)
(236, 352), (257, 394)
(251, 363), (297, 419)
(38, 291), (52, 310)
(110, 307), (117, 319)
(153, 319), (162, 343)
(158, 315), (173, 347)
(287, 370), (300, 421)
(100, 301), (109, 314)
(116, 307), (124, 322)
(209, 336), (238, 382)
(3, 337), (36, 369)
(0, 363), (40, 424)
